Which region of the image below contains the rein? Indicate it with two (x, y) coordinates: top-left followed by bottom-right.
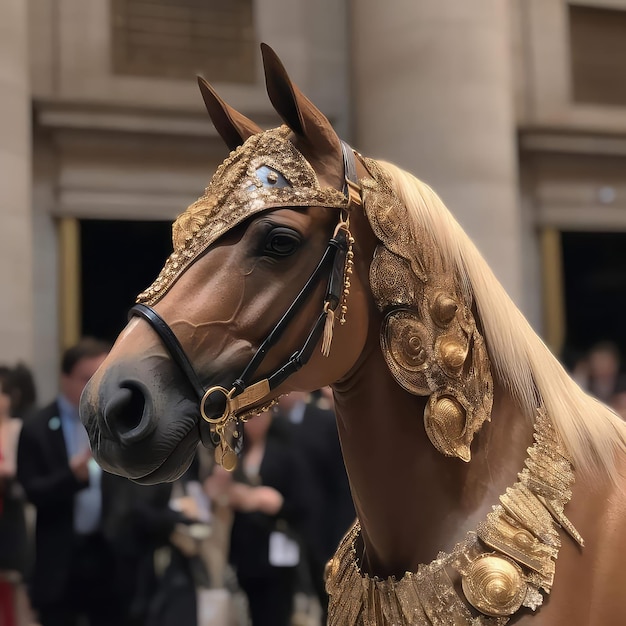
(128, 141), (362, 466)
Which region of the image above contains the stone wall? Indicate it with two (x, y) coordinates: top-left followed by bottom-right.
(0, 0), (33, 366)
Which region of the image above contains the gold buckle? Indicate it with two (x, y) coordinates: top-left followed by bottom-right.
(345, 178), (362, 210)
(200, 379), (271, 425)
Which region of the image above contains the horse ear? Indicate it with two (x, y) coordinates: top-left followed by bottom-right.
(260, 43), (340, 158)
(197, 76), (262, 151)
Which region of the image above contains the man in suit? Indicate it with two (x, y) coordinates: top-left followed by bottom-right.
(17, 338), (121, 626)
(275, 389), (355, 621)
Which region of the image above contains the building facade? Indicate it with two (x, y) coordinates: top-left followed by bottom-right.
(2, 0), (626, 398)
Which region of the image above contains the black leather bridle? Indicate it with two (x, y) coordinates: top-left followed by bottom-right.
(128, 142), (362, 446)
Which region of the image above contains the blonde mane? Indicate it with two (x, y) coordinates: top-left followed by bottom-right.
(377, 160), (626, 482)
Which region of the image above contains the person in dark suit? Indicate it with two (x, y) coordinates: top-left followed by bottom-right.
(17, 338), (121, 626)
(275, 389), (355, 621)
(102, 474), (194, 626)
(205, 410), (310, 626)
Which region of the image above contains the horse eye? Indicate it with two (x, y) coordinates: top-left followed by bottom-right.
(263, 227), (301, 257)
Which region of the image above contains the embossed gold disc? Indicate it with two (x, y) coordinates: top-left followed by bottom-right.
(461, 553), (526, 617)
(221, 448), (238, 472)
(215, 442), (238, 472)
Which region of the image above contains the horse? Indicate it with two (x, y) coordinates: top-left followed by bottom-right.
(80, 44), (626, 625)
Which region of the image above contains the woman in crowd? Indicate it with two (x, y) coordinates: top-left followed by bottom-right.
(205, 409), (310, 626)
(0, 366), (29, 626)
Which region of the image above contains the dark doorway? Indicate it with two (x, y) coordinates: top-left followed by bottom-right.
(80, 220), (172, 342)
(561, 231), (626, 365)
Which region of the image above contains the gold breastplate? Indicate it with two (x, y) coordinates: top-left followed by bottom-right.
(325, 410), (583, 625)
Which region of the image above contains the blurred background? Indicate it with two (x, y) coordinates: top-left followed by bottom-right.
(2, 0), (626, 417)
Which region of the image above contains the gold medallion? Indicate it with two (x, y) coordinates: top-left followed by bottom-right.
(461, 553), (526, 617)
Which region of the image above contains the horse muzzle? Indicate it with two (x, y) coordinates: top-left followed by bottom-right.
(79, 367), (200, 483)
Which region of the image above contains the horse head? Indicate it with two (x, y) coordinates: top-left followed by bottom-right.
(80, 45), (374, 483)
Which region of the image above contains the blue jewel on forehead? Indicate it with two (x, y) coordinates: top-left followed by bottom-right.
(253, 166), (290, 190)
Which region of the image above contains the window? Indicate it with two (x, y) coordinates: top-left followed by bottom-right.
(111, 0), (255, 82)
(569, 5), (626, 107)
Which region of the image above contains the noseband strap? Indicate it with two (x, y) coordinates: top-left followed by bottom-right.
(128, 141), (362, 441)
(129, 303), (206, 401)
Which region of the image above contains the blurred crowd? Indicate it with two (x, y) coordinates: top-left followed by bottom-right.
(0, 338), (354, 626)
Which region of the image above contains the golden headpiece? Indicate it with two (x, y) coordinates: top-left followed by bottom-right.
(137, 125), (348, 305)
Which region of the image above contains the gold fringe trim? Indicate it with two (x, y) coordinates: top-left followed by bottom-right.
(322, 303), (335, 357)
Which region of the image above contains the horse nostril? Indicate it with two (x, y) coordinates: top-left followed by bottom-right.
(103, 383), (155, 444)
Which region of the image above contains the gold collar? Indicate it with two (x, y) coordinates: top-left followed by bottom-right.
(325, 409), (583, 625)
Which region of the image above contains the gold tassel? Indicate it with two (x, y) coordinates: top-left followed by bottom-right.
(322, 303), (335, 357)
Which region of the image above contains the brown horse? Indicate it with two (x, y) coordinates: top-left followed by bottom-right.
(80, 45), (626, 625)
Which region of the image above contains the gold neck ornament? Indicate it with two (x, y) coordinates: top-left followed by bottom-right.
(325, 408), (583, 625)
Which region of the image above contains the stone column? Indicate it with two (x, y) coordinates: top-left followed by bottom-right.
(352, 0), (523, 304)
(0, 1), (33, 363)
